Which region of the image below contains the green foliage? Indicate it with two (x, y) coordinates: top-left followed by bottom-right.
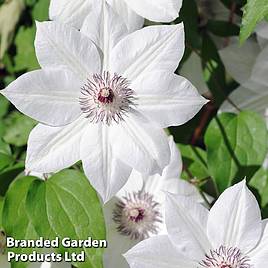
(205, 111), (268, 194)
(207, 20), (240, 37)
(32, 0), (49, 20)
(0, 138), (13, 171)
(14, 26), (39, 72)
(0, 196), (3, 229)
(201, 34), (227, 105)
(179, 144), (209, 180)
(250, 168), (268, 208)
(240, 0), (268, 43)
(0, 1), (268, 265)
(0, 95), (9, 118)
(26, 170), (106, 268)
(3, 112), (36, 147)
(0, 163), (25, 197)
(3, 176), (39, 268)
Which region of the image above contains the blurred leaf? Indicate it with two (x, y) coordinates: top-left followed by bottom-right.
(27, 170), (106, 268)
(207, 20), (240, 36)
(25, 0), (38, 7)
(32, 0), (49, 20)
(0, 139), (13, 171)
(0, 138), (11, 155)
(3, 176), (39, 268)
(205, 111), (268, 194)
(0, 196), (3, 229)
(0, 121), (5, 138)
(0, 95), (9, 118)
(14, 26), (39, 72)
(178, 0), (201, 50)
(201, 34), (227, 106)
(3, 111), (36, 147)
(250, 168), (268, 208)
(0, 163), (25, 197)
(179, 144), (209, 180)
(240, 0), (268, 43)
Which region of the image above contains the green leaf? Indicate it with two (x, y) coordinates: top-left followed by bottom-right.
(207, 20), (240, 37)
(3, 176), (39, 268)
(0, 163), (25, 197)
(178, 144), (209, 180)
(240, 0), (268, 43)
(32, 0), (50, 20)
(250, 168), (268, 207)
(3, 112), (36, 147)
(205, 111), (268, 194)
(178, 0), (201, 50)
(14, 26), (39, 72)
(201, 34), (227, 106)
(0, 196), (4, 229)
(0, 139), (13, 171)
(26, 170), (106, 268)
(0, 95), (9, 118)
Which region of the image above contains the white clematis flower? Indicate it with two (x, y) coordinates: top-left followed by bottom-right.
(125, 180), (268, 268)
(0, 6), (207, 202)
(49, 0), (182, 31)
(103, 136), (204, 268)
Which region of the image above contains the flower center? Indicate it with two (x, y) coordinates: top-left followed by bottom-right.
(200, 246), (252, 268)
(80, 71), (136, 125)
(113, 191), (162, 240)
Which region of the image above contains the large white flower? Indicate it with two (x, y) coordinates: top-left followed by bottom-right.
(49, 0), (182, 31)
(0, 5), (207, 202)
(103, 136), (204, 268)
(125, 180), (268, 268)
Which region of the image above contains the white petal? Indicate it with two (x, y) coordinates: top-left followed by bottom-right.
(162, 136), (182, 179)
(162, 179), (201, 201)
(80, 123), (132, 203)
(110, 112), (170, 176)
(1, 69), (81, 126)
(49, 0), (93, 29)
(165, 193), (211, 261)
(124, 235), (196, 268)
(110, 24), (185, 81)
(81, 2), (128, 68)
(220, 84), (268, 115)
(133, 71), (208, 128)
(35, 21), (101, 80)
(251, 45), (268, 87)
(107, 0), (144, 32)
(123, 0), (182, 23)
(207, 180), (262, 253)
(179, 52), (209, 95)
(26, 117), (87, 173)
(249, 220), (268, 266)
(116, 170), (144, 198)
(256, 22), (268, 48)
(219, 39), (260, 85)
(103, 198), (138, 268)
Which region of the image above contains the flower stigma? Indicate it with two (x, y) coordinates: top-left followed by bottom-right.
(200, 246), (251, 268)
(80, 71), (136, 125)
(113, 191), (162, 240)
